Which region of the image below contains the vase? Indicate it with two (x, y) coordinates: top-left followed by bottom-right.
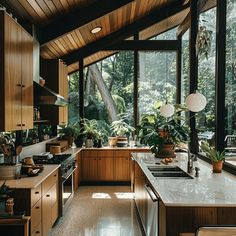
(212, 160), (223, 173)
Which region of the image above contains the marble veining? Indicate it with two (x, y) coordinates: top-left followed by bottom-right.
(50, 186), (142, 236)
(133, 152), (236, 207)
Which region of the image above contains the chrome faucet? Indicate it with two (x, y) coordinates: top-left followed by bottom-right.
(187, 149), (194, 174)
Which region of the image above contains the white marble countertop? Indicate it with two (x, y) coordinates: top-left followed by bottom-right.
(0, 165), (60, 189)
(132, 152), (236, 207)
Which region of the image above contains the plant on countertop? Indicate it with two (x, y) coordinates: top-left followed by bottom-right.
(139, 104), (189, 157)
(110, 118), (135, 137)
(81, 119), (109, 147)
(59, 123), (80, 146)
(200, 141), (225, 173)
(0, 180), (12, 199)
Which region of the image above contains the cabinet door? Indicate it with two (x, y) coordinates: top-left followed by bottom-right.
(4, 14), (22, 131)
(50, 184), (58, 226)
(63, 63), (68, 124)
(115, 157), (130, 181)
(97, 157), (114, 181)
(21, 29), (33, 130)
(82, 157), (97, 181)
(42, 192), (51, 236)
(73, 153), (81, 191)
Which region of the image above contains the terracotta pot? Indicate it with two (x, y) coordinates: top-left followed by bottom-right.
(157, 143), (176, 158)
(212, 160), (223, 173)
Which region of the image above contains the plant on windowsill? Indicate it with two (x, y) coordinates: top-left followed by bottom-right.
(139, 104), (189, 158)
(200, 141), (225, 173)
(110, 118), (135, 147)
(59, 123), (80, 147)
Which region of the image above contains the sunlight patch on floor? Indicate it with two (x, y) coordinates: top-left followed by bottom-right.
(92, 192), (111, 199)
(114, 192), (134, 199)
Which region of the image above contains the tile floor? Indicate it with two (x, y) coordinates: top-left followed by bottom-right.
(50, 186), (142, 236)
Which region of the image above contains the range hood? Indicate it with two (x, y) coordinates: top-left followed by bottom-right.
(34, 81), (68, 106)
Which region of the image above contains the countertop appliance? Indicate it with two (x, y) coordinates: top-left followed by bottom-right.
(33, 152), (75, 217)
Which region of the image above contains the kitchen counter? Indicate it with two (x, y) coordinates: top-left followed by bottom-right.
(132, 152), (236, 207)
(0, 165), (60, 189)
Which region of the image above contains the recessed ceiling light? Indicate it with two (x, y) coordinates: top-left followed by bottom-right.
(91, 27), (102, 34)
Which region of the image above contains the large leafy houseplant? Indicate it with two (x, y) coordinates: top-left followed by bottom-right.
(110, 119), (135, 137)
(59, 123), (80, 146)
(139, 105), (189, 157)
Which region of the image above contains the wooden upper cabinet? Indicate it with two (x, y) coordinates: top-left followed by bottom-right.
(40, 59), (68, 125)
(0, 11), (33, 131)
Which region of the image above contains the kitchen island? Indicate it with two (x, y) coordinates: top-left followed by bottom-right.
(132, 152), (236, 236)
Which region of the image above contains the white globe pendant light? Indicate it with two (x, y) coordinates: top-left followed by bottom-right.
(186, 91), (207, 112)
(160, 104), (175, 118)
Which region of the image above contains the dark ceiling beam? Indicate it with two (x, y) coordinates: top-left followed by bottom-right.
(39, 0), (134, 45)
(102, 40), (180, 51)
(177, 0), (216, 37)
(63, 0), (189, 65)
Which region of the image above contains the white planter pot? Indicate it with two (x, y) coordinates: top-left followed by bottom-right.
(85, 139), (93, 148)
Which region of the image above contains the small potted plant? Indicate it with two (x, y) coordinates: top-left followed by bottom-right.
(0, 181), (13, 213)
(81, 119), (99, 148)
(200, 141), (225, 173)
(59, 123), (80, 146)
(110, 119), (135, 147)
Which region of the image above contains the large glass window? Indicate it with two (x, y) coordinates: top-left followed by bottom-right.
(68, 72), (80, 124)
(224, 0), (236, 158)
(151, 27), (177, 40)
(84, 51), (134, 125)
(138, 51), (177, 119)
(181, 30), (190, 104)
(225, 0), (236, 136)
(196, 8), (217, 147)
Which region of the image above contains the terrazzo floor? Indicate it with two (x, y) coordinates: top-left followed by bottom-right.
(50, 186), (142, 236)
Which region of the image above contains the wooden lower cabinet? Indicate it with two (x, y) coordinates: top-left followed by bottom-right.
(97, 157), (114, 181)
(82, 156), (98, 181)
(73, 153), (81, 191)
(11, 169), (59, 236)
(81, 149), (150, 182)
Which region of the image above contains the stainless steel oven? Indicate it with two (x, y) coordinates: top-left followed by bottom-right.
(61, 164), (74, 212)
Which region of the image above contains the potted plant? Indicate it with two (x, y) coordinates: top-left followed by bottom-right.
(0, 181), (12, 213)
(110, 119), (135, 147)
(81, 119), (100, 148)
(59, 123), (80, 146)
(200, 141), (225, 173)
(139, 105), (189, 158)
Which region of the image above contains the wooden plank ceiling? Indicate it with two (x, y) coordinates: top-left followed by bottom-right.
(1, 0), (191, 74)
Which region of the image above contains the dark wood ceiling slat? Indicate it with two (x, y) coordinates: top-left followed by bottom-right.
(63, 0), (188, 65)
(39, 0), (134, 45)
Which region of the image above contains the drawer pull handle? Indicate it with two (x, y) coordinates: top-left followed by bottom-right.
(36, 206), (40, 209)
(36, 231), (40, 234)
(22, 124), (25, 126)
(46, 194), (50, 197)
(35, 191), (39, 194)
(54, 174), (57, 177)
(17, 84), (21, 87)
(21, 84), (25, 88)
(17, 124), (21, 127)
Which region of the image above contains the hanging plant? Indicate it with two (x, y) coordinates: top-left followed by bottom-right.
(196, 26), (213, 60)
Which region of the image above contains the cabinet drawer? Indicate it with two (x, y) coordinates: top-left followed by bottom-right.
(42, 170), (58, 196)
(31, 223), (42, 236)
(114, 150), (130, 158)
(31, 200), (41, 232)
(97, 150), (113, 158)
(82, 150), (97, 158)
(31, 185), (41, 207)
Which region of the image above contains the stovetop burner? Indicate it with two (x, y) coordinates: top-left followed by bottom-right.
(33, 153), (72, 164)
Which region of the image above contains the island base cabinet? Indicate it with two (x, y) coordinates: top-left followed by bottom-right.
(159, 204), (236, 236)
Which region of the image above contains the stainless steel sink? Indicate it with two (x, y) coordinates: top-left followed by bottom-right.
(148, 166), (182, 172)
(147, 165), (193, 179)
